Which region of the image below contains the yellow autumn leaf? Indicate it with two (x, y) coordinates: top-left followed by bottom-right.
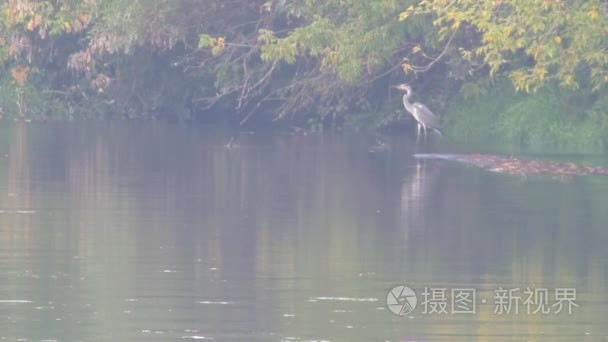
(27, 19), (35, 31)
(588, 7), (598, 19)
(484, 32), (497, 43)
(401, 63), (413, 73)
(554, 36), (561, 44)
(211, 37), (225, 55)
(64, 22), (72, 32)
(398, 6), (414, 21)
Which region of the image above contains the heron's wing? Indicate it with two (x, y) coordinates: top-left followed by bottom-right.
(413, 102), (441, 130)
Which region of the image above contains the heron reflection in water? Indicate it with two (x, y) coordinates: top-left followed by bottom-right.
(400, 159), (441, 234)
(392, 84), (442, 141)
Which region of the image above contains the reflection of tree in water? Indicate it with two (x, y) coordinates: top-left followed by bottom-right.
(399, 159), (441, 233)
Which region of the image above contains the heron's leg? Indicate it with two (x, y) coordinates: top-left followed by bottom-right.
(416, 123), (422, 143)
(422, 124), (428, 141)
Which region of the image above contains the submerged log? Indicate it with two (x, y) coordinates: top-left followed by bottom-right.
(414, 153), (608, 176)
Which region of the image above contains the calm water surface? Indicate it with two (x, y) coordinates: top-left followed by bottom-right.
(0, 123), (607, 341)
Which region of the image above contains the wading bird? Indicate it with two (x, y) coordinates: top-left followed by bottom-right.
(392, 84), (442, 139)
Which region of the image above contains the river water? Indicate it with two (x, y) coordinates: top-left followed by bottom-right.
(0, 123), (607, 341)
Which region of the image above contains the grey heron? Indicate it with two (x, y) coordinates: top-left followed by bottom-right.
(392, 84), (442, 139)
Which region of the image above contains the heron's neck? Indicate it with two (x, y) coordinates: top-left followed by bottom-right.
(402, 93), (415, 113)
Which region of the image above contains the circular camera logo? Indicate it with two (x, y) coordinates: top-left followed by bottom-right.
(387, 286), (417, 315)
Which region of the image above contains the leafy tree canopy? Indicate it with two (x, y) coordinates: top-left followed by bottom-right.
(401, 0), (608, 92)
(0, 0), (605, 139)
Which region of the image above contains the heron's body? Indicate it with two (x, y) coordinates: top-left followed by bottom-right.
(393, 84), (442, 138)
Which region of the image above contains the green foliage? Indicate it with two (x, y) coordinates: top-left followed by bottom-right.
(446, 80), (608, 150)
(587, 92), (608, 130)
(259, 1), (409, 82)
(445, 79), (519, 142)
(0, 0), (606, 151)
(0, 72), (75, 120)
(401, 0), (608, 92)
(198, 34), (215, 49)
